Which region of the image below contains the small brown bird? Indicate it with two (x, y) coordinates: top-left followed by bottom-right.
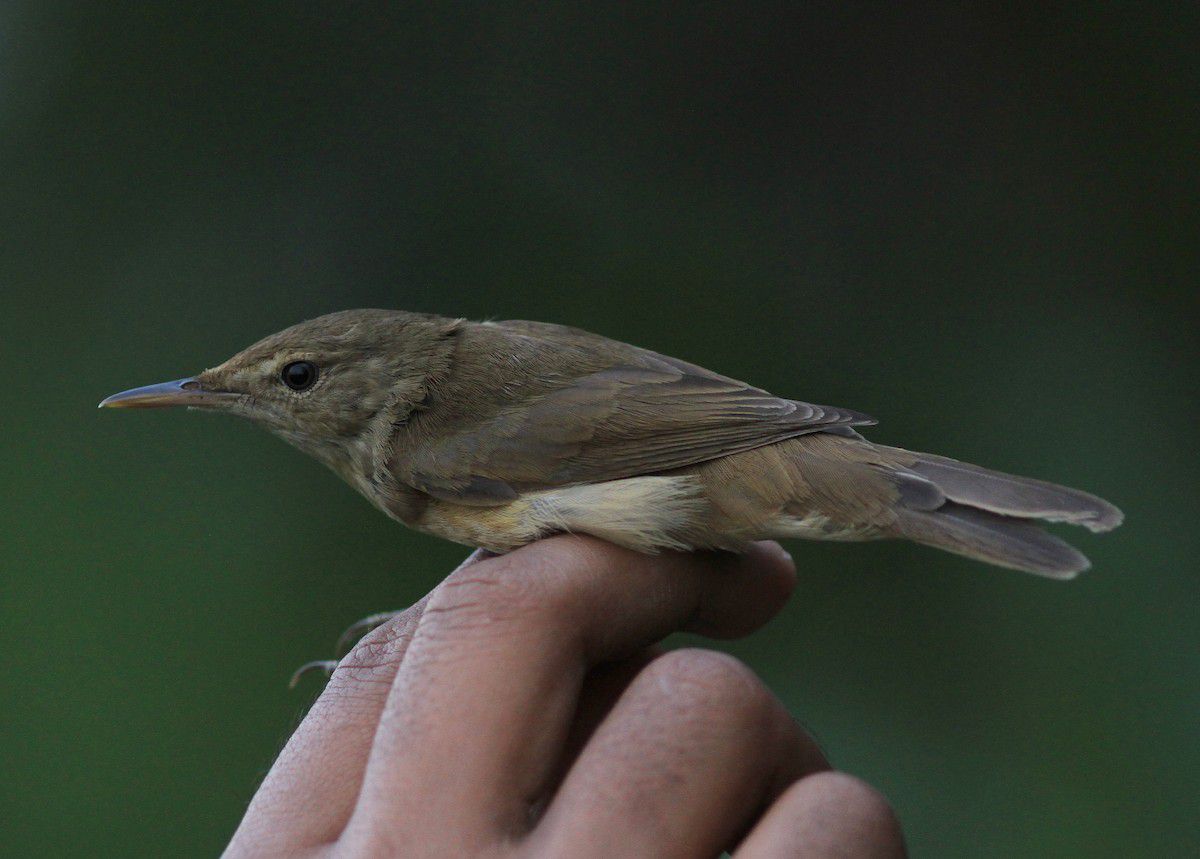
(101, 309), (1121, 577)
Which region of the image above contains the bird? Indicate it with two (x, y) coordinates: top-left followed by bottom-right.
(100, 309), (1122, 579)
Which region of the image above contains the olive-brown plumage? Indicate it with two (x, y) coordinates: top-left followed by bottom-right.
(100, 309), (1122, 577)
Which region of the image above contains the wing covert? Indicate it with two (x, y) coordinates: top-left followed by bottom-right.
(398, 350), (874, 505)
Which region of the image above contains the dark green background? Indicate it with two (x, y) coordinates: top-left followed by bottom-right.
(2, 4), (1195, 856)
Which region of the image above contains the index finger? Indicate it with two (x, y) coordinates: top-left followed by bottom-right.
(346, 536), (795, 846)
(226, 552), (492, 855)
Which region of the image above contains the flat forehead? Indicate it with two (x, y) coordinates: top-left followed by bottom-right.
(232, 309), (408, 362)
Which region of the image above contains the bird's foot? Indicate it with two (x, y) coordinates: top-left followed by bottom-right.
(287, 610), (407, 689)
(288, 659), (338, 689)
(335, 610), (404, 657)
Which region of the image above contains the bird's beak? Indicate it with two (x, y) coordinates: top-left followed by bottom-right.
(98, 377), (237, 410)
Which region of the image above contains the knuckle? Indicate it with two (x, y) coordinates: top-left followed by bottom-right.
(333, 610), (420, 686)
(643, 648), (780, 732)
(802, 772), (904, 842)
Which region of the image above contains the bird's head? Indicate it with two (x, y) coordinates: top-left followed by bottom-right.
(100, 309), (462, 478)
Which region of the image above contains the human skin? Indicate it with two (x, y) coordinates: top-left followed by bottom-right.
(224, 536), (906, 857)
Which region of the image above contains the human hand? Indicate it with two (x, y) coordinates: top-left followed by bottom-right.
(225, 536), (905, 857)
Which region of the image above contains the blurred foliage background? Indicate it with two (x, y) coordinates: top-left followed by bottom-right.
(1, 3), (1196, 856)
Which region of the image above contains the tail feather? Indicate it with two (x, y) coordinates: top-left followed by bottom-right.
(873, 445), (1122, 577)
(883, 447), (1124, 533)
(893, 502), (1091, 579)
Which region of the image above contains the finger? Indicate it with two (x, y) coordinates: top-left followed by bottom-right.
(733, 772), (906, 858)
(225, 551), (487, 854)
(348, 536), (795, 846)
(533, 648), (828, 858)
(533, 645), (664, 815)
(226, 602), (427, 855)
(560, 647), (664, 765)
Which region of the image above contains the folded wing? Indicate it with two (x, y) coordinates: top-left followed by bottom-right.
(399, 351), (874, 505)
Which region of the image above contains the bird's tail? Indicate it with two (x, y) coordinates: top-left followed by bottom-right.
(879, 447), (1123, 579)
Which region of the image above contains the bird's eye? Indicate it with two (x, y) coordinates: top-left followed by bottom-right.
(281, 361), (318, 391)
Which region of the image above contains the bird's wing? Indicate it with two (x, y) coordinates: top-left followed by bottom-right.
(397, 350), (875, 506)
